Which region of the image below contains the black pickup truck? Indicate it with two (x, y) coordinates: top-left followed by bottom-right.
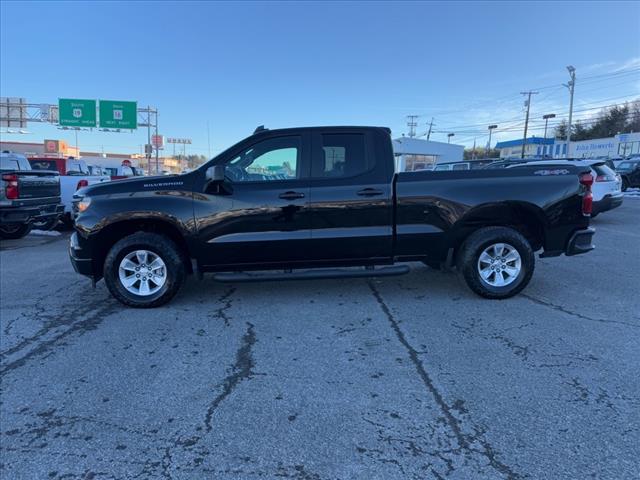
(1, 152), (64, 239)
(70, 126), (595, 307)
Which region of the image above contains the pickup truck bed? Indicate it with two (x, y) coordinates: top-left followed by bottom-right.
(69, 126), (595, 307)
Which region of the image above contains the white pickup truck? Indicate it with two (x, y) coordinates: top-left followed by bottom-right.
(27, 157), (110, 226)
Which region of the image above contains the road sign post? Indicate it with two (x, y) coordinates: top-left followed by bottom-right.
(99, 100), (137, 129)
(58, 99), (97, 127)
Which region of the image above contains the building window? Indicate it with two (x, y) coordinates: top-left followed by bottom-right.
(562, 144), (567, 155)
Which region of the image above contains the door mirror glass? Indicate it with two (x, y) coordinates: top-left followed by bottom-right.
(206, 164), (226, 182)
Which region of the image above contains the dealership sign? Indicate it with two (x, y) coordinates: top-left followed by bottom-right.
(166, 137), (192, 144)
(58, 98), (97, 127)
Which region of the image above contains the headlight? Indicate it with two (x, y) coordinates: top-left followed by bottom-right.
(77, 197), (92, 213)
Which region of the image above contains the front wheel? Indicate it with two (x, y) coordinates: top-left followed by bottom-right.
(457, 226), (534, 299)
(103, 232), (186, 308)
(0, 223), (32, 240)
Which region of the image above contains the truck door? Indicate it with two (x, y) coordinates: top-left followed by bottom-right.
(195, 133), (313, 267)
(306, 130), (394, 262)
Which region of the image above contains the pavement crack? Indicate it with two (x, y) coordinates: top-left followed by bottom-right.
(204, 322), (256, 432)
(0, 300), (119, 377)
(211, 287), (236, 327)
(522, 294), (639, 328)
(367, 281), (522, 480)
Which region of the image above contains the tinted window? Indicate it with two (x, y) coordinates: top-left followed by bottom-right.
(1, 155), (31, 171)
(617, 161), (639, 171)
(29, 159), (57, 171)
(229, 136), (301, 182)
(452, 163), (469, 171)
(315, 133), (368, 178)
(434, 165), (449, 171)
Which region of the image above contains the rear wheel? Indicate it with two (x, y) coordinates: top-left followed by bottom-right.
(31, 217), (59, 231)
(104, 232), (186, 308)
(0, 223), (32, 240)
(457, 226), (534, 299)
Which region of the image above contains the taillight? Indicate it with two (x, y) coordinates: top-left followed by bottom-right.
(76, 179), (89, 191)
(595, 174), (615, 182)
(580, 173), (593, 216)
(2, 173), (19, 200)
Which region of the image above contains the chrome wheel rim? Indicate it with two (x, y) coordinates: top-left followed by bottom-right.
(118, 250), (167, 296)
(477, 242), (521, 287)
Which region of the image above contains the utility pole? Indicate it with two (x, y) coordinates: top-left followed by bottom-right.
(406, 115), (419, 138)
(426, 117), (435, 140)
(154, 110), (159, 175)
(565, 66), (576, 158)
(146, 105), (151, 175)
(520, 91), (538, 159)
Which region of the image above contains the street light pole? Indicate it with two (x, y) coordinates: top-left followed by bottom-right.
(487, 124), (498, 157)
(542, 113), (556, 140)
(565, 66), (576, 158)
(543, 113), (556, 157)
(447, 133), (454, 144)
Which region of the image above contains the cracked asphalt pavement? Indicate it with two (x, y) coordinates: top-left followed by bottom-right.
(1, 202), (639, 480)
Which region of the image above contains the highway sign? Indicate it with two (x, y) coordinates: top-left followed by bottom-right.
(99, 100), (137, 129)
(58, 99), (97, 127)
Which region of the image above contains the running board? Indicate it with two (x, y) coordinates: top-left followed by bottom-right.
(213, 265), (410, 283)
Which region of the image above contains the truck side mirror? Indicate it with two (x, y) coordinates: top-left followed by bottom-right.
(206, 164), (226, 182)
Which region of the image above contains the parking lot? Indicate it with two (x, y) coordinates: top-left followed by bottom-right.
(0, 201), (638, 480)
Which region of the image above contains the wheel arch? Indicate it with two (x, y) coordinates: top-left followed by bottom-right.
(89, 218), (193, 279)
(450, 201), (547, 256)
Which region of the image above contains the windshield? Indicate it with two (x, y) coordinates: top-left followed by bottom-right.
(66, 162), (89, 175)
(617, 161), (639, 171)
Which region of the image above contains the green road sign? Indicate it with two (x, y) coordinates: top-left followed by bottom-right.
(99, 100), (137, 129)
(58, 99), (97, 127)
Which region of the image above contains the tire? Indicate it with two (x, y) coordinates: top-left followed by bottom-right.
(31, 217), (59, 231)
(0, 223), (32, 240)
(456, 226), (534, 299)
(103, 232), (186, 308)
(60, 213), (75, 230)
(621, 178), (629, 192)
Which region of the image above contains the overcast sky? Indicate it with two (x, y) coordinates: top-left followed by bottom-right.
(1, 0), (639, 155)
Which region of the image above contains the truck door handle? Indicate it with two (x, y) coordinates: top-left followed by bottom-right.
(357, 188), (384, 196)
(279, 191), (305, 200)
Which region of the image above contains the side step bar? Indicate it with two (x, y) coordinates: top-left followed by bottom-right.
(213, 265), (410, 283)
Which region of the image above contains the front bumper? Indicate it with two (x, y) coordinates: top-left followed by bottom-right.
(0, 203), (64, 225)
(69, 231), (95, 278)
(565, 227), (595, 256)
(592, 194), (623, 215)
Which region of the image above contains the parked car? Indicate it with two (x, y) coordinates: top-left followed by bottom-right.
(432, 162), (470, 171)
(27, 157), (110, 226)
(482, 159), (528, 169)
(509, 160), (623, 217)
(70, 125), (596, 307)
(0, 152), (64, 239)
(616, 159), (640, 191)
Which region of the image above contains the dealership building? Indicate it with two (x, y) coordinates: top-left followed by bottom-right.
(393, 137), (464, 171)
(495, 132), (640, 159)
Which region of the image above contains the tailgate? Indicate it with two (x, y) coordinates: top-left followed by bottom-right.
(15, 171), (61, 199)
